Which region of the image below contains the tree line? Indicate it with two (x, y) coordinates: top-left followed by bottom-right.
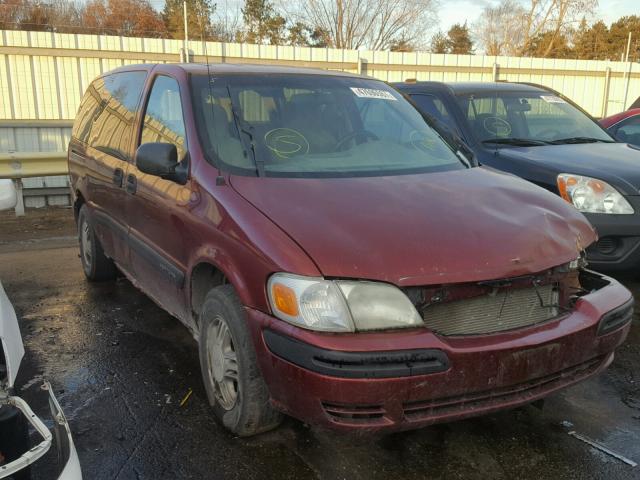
(470, 0), (640, 61)
(0, 0), (437, 50)
(0, 0), (637, 61)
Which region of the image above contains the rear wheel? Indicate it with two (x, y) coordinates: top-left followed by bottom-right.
(198, 285), (282, 436)
(78, 205), (117, 281)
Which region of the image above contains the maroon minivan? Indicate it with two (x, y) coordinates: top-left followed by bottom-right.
(68, 64), (633, 436)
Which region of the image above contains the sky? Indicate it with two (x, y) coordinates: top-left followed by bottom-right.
(169, 0), (639, 33)
(438, 0), (640, 32)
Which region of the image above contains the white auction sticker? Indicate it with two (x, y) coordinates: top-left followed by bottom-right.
(540, 95), (566, 104)
(350, 87), (397, 100)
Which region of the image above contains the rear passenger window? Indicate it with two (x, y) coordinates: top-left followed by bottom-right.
(86, 71), (147, 160)
(140, 76), (187, 160)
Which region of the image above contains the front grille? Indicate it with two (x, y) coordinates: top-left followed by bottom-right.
(421, 283), (559, 336)
(403, 355), (605, 422)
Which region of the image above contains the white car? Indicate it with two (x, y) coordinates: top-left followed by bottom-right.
(0, 179), (82, 479)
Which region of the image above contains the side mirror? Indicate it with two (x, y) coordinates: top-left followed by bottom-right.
(135, 143), (187, 184)
(0, 179), (17, 211)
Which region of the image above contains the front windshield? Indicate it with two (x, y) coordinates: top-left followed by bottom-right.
(190, 74), (466, 177)
(456, 91), (613, 145)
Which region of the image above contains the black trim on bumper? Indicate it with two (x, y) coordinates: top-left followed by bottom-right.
(263, 329), (450, 379)
(598, 298), (634, 336)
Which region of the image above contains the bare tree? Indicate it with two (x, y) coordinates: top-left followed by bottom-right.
(473, 0), (597, 57)
(301, 0), (437, 50)
(539, 0), (597, 56)
(473, 0), (525, 55)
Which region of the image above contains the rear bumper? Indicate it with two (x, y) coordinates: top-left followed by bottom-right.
(0, 382), (82, 479)
(248, 272), (633, 433)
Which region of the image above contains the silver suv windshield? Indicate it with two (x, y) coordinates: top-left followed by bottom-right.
(190, 74), (467, 178)
(456, 91), (613, 146)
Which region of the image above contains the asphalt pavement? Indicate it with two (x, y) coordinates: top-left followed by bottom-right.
(0, 208), (639, 480)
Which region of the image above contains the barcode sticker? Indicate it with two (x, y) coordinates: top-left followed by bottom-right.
(540, 95), (566, 104)
(350, 87), (397, 100)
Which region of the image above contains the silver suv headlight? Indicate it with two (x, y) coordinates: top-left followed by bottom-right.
(267, 273), (423, 332)
(557, 174), (634, 214)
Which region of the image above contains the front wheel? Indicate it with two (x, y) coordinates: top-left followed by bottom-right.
(198, 285), (282, 436)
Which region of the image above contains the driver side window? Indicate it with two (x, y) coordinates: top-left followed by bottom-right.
(467, 97), (511, 138)
(140, 76), (187, 160)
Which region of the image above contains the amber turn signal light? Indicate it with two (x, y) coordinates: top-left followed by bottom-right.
(271, 283), (299, 316)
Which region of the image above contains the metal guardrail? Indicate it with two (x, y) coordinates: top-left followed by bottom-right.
(0, 152), (69, 216)
(0, 152), (68, 179)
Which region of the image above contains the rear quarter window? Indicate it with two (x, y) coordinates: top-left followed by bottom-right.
(72, 84), (102, 144)
(81, 71), (147, 160)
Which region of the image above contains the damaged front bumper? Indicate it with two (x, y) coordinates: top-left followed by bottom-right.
(249, 270), (633, 433)
(0, 381), (82, 480)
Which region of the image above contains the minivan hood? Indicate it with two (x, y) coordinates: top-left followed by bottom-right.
(0, 280), (24, 388)
(231, 168), (596, 286)
(497, 143), (640, 195)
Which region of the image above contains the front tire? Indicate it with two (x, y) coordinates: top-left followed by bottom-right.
(78, 205), (117, 282)
(198, 285), (282, 436)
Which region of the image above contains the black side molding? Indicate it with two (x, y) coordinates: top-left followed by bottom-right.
(263, 329), (450, 379)
(93, 209), (185, 288)
(598, 298), (634, 336)
(128, 232), (185, 288)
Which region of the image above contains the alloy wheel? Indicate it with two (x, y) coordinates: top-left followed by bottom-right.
(206, 315), (239, 410)
(81, 219), (92, 268)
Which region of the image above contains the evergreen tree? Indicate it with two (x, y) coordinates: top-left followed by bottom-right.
(447, 22), (473, 54)
(609, 15), (640, 62)
(389, 36), (415, 52)
(241, 0), (286, 44)
(572, 20), (611, 60)
(430, 31), (448, 53)
(522, 31), (571, 58)
(288, 21), (309, 46)
(162, 0), (214, 41)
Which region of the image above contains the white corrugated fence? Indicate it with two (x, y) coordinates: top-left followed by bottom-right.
(0, 29), (638, 208)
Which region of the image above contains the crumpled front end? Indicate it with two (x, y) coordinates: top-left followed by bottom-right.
(249, 268), (633, 433)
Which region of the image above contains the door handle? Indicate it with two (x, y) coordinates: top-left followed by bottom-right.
(125, 174), (137, 194)
(113, 168), (124, 187)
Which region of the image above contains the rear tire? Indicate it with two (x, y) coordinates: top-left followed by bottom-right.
(198, 285), (282, 436)
(78, 205), (117, 282)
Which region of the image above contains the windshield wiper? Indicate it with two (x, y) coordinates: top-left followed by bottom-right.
(548, 136), (615, 145)
(482, 138), (550, 147)
(226, 86), (264, 177)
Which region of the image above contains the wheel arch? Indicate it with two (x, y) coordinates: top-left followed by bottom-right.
(189, 261), (228, 322)
(187, 252), (264, 328)
(73, 189), (86, 222)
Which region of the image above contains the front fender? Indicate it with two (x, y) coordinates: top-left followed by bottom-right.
(185, 179), (321, 312)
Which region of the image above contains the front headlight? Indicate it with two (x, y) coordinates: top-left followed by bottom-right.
(557, 174), (634, 214)
(267, 273), (423, 332)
